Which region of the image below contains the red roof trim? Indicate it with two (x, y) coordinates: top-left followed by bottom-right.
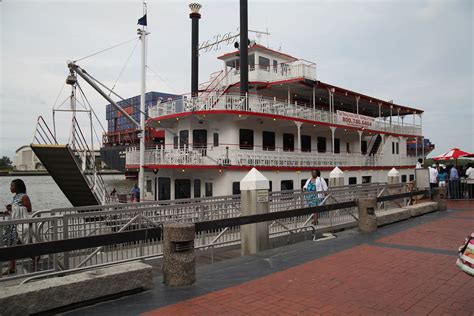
(148, 110), (420, 138)
(126, 164), (416, 172)
(218, 44), (298, 61)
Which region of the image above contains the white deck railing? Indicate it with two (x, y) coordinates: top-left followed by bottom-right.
(225, 60), (317, 85)
(148, 93), (422, 137)
(126, 146), (418, 168)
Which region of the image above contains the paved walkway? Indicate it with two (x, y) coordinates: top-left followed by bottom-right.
(66, 201), (473, 316)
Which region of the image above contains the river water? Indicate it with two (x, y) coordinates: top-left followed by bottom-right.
(0, 175), (134, 212)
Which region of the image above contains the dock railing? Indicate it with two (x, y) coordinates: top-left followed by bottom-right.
(1, 182), (411, 284)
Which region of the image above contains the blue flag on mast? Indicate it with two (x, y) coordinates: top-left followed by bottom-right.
(138, 14), (147, 26)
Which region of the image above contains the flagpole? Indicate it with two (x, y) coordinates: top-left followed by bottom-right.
(138, 3), (148, 202)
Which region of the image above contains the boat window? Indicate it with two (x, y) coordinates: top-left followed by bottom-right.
(269, 181), (272, 192)
(281, 180), (294, 191)
(194, 179), (201, 198)
(175, 179), (191, 199)
(283, 133), (294, 152)
(173, 135), (178, 149)
(409, 174), (415, 181)
(213, 133), (219, 147)
(205, 182), (213, 197)
(226, 58), (240, 70)
(273, 60), (278, 73)
(232, 182), (241, 195)
(179, 130), (189, 149)
(396, 142), (399, 155)
(334, 138), (340, 154)
(349, 177), (357, 185)
(301, 135), (311, 152)
(392, 142), (395, 154)
(317, 137), (326, 153)
(193, 129), (207, 149)
(401, 175), (407, 183)
(258, 56), (270, 71)
(262, 131), (275, 151)
(362, 176), (372, 184)
(249, 54), (255, 71)
(158, 177), (171, 200)
(346, 142), (350, 153)
(239, 129), (254, 150)
(361, 140), (368, 155)
(301, 179), (307, 188)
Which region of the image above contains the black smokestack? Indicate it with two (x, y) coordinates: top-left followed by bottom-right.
(189, 3), (202, 97)
(239, 0), (248, 95)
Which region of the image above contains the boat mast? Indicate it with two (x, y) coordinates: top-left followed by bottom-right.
(138, 2), (149, 199)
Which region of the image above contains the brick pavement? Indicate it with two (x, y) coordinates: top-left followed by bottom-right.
(143, 206), (473, 316)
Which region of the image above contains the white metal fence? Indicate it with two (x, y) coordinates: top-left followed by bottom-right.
(0, 183), (406, 284)
(126, 146), (419, 169)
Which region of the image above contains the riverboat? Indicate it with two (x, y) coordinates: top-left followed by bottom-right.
(125, 43), (434, 201)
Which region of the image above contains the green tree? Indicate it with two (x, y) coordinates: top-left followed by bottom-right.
(0, 156), (12, 168)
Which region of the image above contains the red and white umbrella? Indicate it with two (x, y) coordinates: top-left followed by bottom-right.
(433, 148), (473, 161)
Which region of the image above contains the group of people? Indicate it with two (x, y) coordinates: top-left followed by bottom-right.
(426, 160), (474, 199)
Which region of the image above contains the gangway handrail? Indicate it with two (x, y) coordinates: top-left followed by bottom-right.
(32, 116), (59, 145)
(69, 116), (109, 204)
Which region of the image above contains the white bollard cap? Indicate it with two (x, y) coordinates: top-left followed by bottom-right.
(329, 166), (344, 178)
(240, 168), (270, 190)
(388, 167), (400, 177)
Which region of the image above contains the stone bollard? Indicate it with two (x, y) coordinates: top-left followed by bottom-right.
(433, 187), (447, 211)
(240, 168), (270, 256)
(162, 223), (196, 286)
(329, 166), (344, 187)
(357, 198), (377, 233)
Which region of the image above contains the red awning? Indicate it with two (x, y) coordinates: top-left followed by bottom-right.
(433, 148), (473, 161)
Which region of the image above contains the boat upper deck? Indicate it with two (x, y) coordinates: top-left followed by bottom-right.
(148, 93), (422, 137)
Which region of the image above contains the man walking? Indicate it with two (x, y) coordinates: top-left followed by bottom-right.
(449, 165), (460, 199)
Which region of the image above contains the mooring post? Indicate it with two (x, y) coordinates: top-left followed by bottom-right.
(433, 187), (447, 211)
(357, 197), (377, 233)
(240, 168), (270, 255)
(162, 223), (196, 286)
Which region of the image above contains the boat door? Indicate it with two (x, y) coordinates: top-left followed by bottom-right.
(193, 129), (207, 156)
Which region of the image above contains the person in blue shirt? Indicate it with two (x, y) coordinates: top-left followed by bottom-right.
(438, 167), (448, 187)
(131, 184), (140, 202)
(449, 165), (461, 199)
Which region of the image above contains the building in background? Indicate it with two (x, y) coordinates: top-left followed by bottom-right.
(13, 145), (45, 171)
(101, 91), (179, 178)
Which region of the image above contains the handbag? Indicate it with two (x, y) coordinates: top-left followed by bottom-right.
(456, 233), (474, 276)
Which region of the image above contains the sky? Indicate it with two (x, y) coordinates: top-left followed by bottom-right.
(0, 0), (473, 159)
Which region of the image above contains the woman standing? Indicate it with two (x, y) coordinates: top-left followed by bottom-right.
(2, 179), (32, 275)
(303, 170), (328, 225)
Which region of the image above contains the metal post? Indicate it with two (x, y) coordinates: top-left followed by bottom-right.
(296, 121), (302, 153)
(70, 84), (77, 147)
(331, 126), (336, 156)
(420, 114), (424, 158)
(239, 0), (249, 95)
(356, 96), (360, 114)
(139, 28), (148, 201)
(189, 3), (202, 97)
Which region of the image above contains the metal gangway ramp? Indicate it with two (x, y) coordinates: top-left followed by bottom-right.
(31, 116), (109, 206)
